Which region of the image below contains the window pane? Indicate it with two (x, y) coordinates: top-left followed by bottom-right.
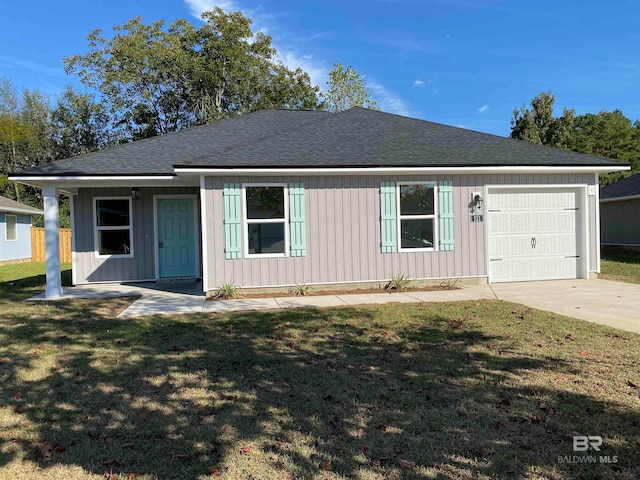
(6, 215), (16, 241)
(246, 187), (284, 219)
(97, 199), (130, 227)
(247, 222), (285, 254)
(400, 184), (434, 215)
(98, 229), (131, 255)
(400, 219), (434, 249)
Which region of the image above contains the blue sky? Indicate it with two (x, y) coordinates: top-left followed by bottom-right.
(1, 0), (638, 136)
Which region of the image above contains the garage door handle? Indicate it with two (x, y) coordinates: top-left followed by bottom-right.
(490, 258), (503, 261)
(565, 255), (579, 258)
(531, 237), (536, 249)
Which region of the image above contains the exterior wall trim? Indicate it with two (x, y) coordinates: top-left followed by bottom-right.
(484, 184), (590, 283)
(199, 176), (209, 293)
(152, 194), (200, 281)
(600, 194), (640, 203)
(69, 194), (78, 285)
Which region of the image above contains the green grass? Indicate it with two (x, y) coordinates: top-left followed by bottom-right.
(600, 248), (640, 284)
(0, 263), (638, 479)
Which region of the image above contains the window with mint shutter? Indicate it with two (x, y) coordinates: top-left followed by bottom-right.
(438, 180), (454, 251)
(289, 183), (306, 256)
(223, 183), (242, 259)
(380, 181), (397, 253)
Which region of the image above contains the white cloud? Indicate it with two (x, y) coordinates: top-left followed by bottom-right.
(184, 0), (237, 18)
(0, 55), (63, 76)
(277, 49), (329, 90)
(183, 0), (329, 88)
(413, 80), (425, 87)
(477, 104), (490, 113)
(368, 81), (411, 116)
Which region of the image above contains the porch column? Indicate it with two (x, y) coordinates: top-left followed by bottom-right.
(43, 186), (63, 298)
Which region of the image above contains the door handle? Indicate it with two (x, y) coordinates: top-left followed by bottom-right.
(531, 237), (536, 249)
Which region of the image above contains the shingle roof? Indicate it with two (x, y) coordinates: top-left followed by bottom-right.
(12, 107), (625, 177)
(600, 173), (640, 200)
(0, 196), (43, 215)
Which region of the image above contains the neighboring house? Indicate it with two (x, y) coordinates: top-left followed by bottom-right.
(9, 107), (628, 298)
(0, 196), (43, 265)
(600, 173), (640, 247)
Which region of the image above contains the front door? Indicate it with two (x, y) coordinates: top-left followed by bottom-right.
(157, 197), (197, 278)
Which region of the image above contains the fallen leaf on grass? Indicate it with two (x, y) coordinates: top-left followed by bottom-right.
(208, 466), (220, 476)
(128, 474), (137, 479)
(239, 443), (253, 455)
(319, 459), (332, 470)
(580, 351), (588, 356)
(627, 380), (639, 389)
(398, 459), (416, 469)
(374, 423), (389, 431)
(172, 454), (190, 460)
(103, 459), (122, 467)
(0, 358), (10, 365)
(359, 445), (370, 452)
(55, 446), (66, 453)
(38, 441), (55, 459)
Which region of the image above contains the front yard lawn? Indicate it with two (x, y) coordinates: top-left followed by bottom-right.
(0, 264), (638, 479)
(600, 247), (640, 284)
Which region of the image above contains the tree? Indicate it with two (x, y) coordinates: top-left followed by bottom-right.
(0, 77), (53, 203)
(510, 91), (574, 149)
(50, 86), (110, 159)
(64, 8), (321, 139)
(511, 91), (640, 185)
(323, 64), (379, 112)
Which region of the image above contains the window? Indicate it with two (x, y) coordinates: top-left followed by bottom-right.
(244, 185), (288, 256)
(94, 198), (133, 257)
(5, 214), (17, 241)
(398, 183), (437, 251)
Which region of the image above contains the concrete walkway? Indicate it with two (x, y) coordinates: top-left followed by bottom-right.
(27, 279), (640, 334)
(121, 287), (484, 318)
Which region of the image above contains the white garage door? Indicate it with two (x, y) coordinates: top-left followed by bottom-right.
(487, 188), (581, 283)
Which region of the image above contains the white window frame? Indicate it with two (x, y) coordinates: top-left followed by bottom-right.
(5, 214), (17, 241)
(242, 183), (289, 258)
(93, 196), (134, 259)
(396, 181), (439, 252)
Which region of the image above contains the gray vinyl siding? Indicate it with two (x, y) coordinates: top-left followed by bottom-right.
(202, 173), (598, 289)
(72, 186), (199, 283)
(600, 199), (640, 245)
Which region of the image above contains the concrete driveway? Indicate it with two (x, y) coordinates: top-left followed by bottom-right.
(468, 279), (640, 334)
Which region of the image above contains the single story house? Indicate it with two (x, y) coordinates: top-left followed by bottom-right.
(9, 107), (628, 298)
(0, 196), (43, 265)
(600, 173), (640, 246)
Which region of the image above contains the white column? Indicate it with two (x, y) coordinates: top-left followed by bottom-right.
(43, 186), (63, 298)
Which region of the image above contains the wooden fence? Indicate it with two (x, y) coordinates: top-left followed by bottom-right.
(31, 227), (72, 263)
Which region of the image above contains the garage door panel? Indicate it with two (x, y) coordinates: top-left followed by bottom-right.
(489, 211), (576, 235)
(488, 233), (576, 257)
(487, 188), (581, 283)
(490, 257), (578, 282)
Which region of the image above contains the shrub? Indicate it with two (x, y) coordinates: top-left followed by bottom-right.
(385, 274), (410, 291)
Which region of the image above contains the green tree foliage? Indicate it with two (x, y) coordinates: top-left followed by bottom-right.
(0, 77), (52, 203)
(511, 91), (640, 185)
(50, 86), (109, 159)
(323, 64), (379, 112)
(510, 91), (575, 149)
(64, 8), (321, 139)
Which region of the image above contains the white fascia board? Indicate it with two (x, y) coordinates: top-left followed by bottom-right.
(175, 165), (630, 176)
(9, 175), (177, 182)
(0, 207), (44, 215)
(600, 194), (640, 203)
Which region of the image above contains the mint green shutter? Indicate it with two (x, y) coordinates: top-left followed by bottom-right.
(223, 183), (242, 259)
(380, 182), (397, 253)
(289, 183), (306, 256)
(438, 180), (454, 251)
